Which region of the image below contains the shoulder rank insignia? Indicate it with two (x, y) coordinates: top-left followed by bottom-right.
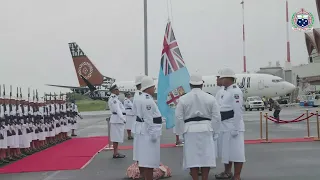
(146, 105), (151, 110)
(233, 85), (237, 88)
(234, 94), (239, 99)
(139, 92), (142, 95)
(113, 100), (117, 104)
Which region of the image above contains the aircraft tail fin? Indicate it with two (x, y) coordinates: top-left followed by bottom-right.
(68, 42), (104, 87)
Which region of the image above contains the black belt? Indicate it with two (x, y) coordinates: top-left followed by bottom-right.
(125, 108), (132, 110)
(136, 116), (144, 122)
(184, 116), (211, 123)
(112, 112), (126, 115)
(136, 117), (162, 124)
(153, 117), (162, 124)
(220, 110), (234, 121)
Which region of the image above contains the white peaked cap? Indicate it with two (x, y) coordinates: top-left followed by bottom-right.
(219, 68), (236, 78)
(135, 75), (145, 86)
(109, 83), (119, 91)
(189, 73), (204, 85)
(141, 76), (155, 91)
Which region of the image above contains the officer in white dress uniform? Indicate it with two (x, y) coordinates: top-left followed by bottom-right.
(215, 68), (245, 180)
(123, 92), (134, 140)
(215, 74), (225, 158)
(175, 73), (221, 180)
(108, 83), (126, 158)
(132, 75), (144, 163)
(137, 76), (162, 180)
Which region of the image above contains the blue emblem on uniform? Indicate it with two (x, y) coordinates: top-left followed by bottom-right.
(113, 100), (117, 104)
(291, 8), (314, 31)
(146, 105), (151, 110)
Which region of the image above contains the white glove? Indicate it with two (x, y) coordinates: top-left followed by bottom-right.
(231, 130), (239, 137)
(151, 133), (157, 143)
(213, 133), (219, 141)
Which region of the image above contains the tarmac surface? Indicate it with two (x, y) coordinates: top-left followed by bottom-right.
(1, 106), (320, 180)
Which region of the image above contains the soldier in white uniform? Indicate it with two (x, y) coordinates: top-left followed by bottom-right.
(108, 83), (126, 158)
(215, 74), (225, 159)
(123, 92), (134, 140)
(175, 73), (221, 180)
(0, 96), (9, 164)
(137, 76), (162, 180)
(131, 75), (144, 177)
(215, 68), (245, 180)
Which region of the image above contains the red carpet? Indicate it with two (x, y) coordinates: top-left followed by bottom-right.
(119, 137), (315, 150)
(0, 136), (109, 174)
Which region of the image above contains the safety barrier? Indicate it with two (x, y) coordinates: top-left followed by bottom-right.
(259, 110), (320, 143)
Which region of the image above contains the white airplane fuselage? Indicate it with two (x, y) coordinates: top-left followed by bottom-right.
(115, 73), (296, 99)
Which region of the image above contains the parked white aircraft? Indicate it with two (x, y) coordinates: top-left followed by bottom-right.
(115, 74), (296, 99)
(47, 42), (296, 100)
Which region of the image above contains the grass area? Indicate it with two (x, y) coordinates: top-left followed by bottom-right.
(76, 99), (109, 112)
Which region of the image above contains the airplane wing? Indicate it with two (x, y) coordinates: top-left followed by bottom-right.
(45, 84), (88, 89)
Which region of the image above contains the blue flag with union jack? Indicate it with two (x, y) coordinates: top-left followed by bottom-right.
(157, 21), (191, 129)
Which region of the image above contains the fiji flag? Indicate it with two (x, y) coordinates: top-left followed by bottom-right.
(157, 21), (191, 129)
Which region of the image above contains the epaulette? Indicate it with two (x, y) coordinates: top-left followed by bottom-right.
(139, 92), (142, 95)
(233, 85), (237, 88)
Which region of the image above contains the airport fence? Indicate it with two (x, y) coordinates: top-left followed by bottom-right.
(260, 110), (320, 143)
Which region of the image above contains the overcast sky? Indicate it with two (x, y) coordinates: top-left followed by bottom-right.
(0, 0), (318, 96)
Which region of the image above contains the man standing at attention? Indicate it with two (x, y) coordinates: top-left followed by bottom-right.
(108, 83), (126, 158)
(215, 74), (225, 159)
(132, 75), (145, 177)
(123, 92), (134, 140)
(175, 73), (221, 180)
(137, 76), (163, 180)
(215, 68), (245, 180)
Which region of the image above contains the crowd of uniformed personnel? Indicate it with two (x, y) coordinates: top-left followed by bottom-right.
(0, 86), (81, 166)
(109, 68), (246, 180)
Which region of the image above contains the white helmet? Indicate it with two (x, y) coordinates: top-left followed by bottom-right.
(135, 75), (145, 86)
(189, 73), (204, 85)
(219, 68), (236, 78)
(109, 83), (119, 91)
(141, 76), (155, 91)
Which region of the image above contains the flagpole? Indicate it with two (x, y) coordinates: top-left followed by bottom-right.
(241, 0), (247, 73)
(144, 0), (148, 75)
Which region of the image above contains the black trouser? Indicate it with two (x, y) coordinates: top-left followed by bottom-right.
(273, 110), (281, 122)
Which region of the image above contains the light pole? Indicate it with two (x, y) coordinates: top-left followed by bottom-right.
(144, 0), (148, 75)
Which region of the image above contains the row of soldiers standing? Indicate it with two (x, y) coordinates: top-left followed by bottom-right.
(108, 69), (246, 180)
(0, 86), (81, 166)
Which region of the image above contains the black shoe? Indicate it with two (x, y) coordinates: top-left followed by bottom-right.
(128, 136), (134, 140)
(113, 153), (126, 158)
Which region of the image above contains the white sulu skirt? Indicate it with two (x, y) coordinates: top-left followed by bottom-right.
(219, 131), (246, 164)
(125, 115), (135, 130)
(138, 134), (161, 169)
(110, 123), (125, 143)
(183, 131), (216, 170)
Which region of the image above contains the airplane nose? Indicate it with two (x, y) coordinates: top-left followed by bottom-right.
(284, 82), (296, 93)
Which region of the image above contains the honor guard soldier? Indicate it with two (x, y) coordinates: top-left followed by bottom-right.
(123, 92), (134, 140)
(0, 95), (9, 164)
(215, 68), (245, 180)
(175, 73), (221, 180)
(71, 100), (80, 136)
(132, 75), (145, 176)
(108, 83), (126, 158)
(137, 76), (162, 180)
